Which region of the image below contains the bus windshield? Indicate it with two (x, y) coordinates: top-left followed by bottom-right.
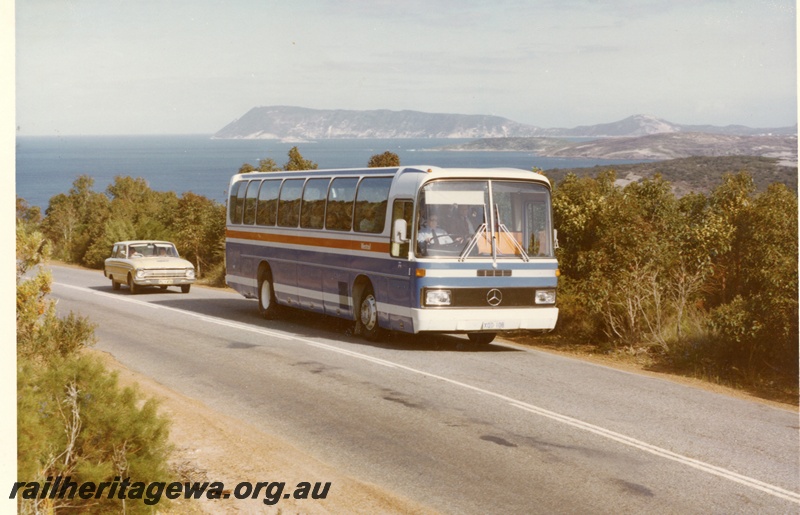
(415, 180), (553, 259)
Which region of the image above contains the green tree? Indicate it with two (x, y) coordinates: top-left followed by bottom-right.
(707, 182), (798, 380)
(284, 146), (318, 171)
(80, 177), (179, 268)
(16, 197), (41, 228)
(173, 192), (226, 280)
(706, 172), (756, 305)
(41, 175), (110, 264)
(239, 162), (256, 174)
(258, 157), (281, 172)
(368, 151), (400, 167)
(16, 225), (172, 513)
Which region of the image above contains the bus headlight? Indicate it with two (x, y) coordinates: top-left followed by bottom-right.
(425, 289), (451, 306)
(535, 289), (556, 304)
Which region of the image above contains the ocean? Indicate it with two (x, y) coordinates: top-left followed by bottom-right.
(16, 135), (650, 209)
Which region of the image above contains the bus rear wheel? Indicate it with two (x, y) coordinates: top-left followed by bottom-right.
(467, 332), (496, 345)
(359, 284), (385, 342)
(258, 270), (280, 319)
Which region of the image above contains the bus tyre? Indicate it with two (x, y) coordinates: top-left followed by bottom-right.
(468, 332), (496, 345)
(258, 271), (280, 319)
(359, 285), (386, 342)
(128, 274), (139, 295)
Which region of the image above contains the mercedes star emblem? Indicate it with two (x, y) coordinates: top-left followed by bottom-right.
(486, 288), (503, 306)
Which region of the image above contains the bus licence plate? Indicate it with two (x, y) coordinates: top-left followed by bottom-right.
(481, 321), (504, 330)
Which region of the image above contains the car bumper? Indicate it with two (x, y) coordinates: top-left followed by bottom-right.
(133, 278), (195, 286)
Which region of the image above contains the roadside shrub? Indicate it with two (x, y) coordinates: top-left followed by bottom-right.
(16, 222), (173, 514)
(18, 354), (172, 514)
(550, 169), (798, 393)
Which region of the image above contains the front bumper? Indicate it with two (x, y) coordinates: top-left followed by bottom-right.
(410, 306), (559, 333)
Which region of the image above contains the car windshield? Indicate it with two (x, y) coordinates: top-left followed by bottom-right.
(415, 179), (553, 259)
(128, 243), (179, 258)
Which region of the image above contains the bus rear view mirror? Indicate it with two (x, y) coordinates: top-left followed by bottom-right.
(393, 219), (409, 243)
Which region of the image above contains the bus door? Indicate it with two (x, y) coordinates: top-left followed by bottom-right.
(387, 199), (414, 331)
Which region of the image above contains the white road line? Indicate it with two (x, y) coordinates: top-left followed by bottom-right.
(55, 282), (800, 505)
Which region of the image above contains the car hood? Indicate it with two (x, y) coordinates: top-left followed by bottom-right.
(126, 257), (194, 268)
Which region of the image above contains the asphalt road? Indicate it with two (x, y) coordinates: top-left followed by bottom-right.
(50, 265), (800, 514)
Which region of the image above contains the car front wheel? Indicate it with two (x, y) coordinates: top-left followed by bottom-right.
(127, 274), (139, 294)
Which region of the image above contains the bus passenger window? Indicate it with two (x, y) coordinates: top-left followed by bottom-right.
(231, 181), (248, 224)
(326, 177), (358, 231)
(242, 180), (260, 225)
(354, 177), (392, 234)
(256, 180), (281, 226)
(277, 179), (304, 227)
(300, 178), (330, 229)
(228, 181), (242, 223)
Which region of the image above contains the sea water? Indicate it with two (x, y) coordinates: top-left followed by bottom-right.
(16, 135), (649, 209)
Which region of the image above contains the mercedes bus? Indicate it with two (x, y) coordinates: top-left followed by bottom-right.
(225, 166), (559, 344)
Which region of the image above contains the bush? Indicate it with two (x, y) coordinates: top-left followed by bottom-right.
(550, 170), (798, 392)
(16, 223), (173, 513)
(17, 355), (172, 514)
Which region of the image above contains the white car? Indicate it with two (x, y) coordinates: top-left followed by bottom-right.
(104, 240), (196, 294)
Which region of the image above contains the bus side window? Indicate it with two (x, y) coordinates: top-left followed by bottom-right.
(278, 179), (305, 227)
(326, 177), (358, 231)
(354, 177), (392, 234)
(243, 180), (261, 225)
(300, 178), (330, 229)
(228, 181), (243, 224)
(256, 179), (281, 226)
(231, 181), (248, 224)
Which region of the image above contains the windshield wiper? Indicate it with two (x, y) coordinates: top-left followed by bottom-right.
(459, 223), (488, 262)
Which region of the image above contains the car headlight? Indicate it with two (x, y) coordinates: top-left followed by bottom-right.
(535, 289), (556, 304)
(135, 269), (145, 279)
(186, 269), (195, 279)
(425, 289), (451, 306)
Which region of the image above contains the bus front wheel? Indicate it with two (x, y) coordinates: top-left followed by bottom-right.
(258, 270), (280, 319)
(468, 332), (496, 345)
(359, 285), (385, 342)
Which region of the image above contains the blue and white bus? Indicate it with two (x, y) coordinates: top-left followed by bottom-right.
(225, 166), (559, 344)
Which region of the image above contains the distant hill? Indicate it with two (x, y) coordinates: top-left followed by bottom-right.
(541, 156), (798, 197)
(213, 107), (797, 140)
(535, 114), (797, 137)
(446, 132), (798, 162)
(213, 106), (542, 139)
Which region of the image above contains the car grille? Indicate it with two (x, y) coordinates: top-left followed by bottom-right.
(141, 269), (188, 279)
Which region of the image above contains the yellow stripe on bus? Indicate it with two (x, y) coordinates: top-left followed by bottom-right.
(226, 229), (391, 254)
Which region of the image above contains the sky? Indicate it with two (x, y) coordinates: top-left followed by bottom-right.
(10, 0), (800, 135)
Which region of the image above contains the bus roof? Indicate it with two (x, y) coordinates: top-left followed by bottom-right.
(230, 165), (551, 187)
